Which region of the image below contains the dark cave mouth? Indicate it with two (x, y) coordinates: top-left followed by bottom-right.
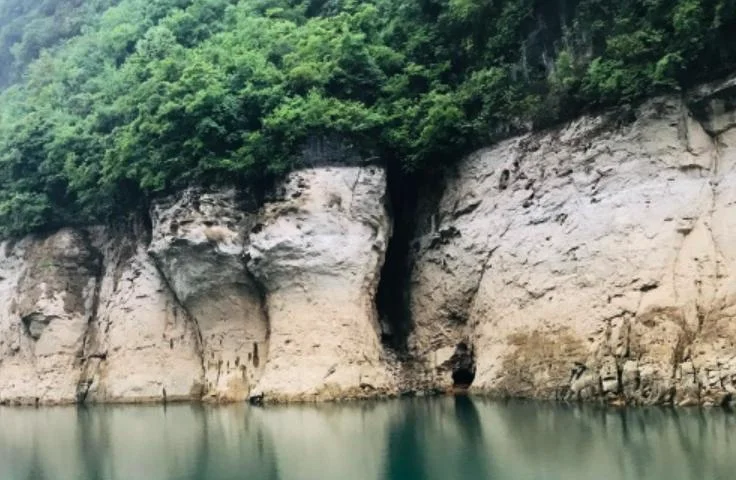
(452, 367), (476, 389)
(450, 342), (476, 389)
(375, 161), (417, 354)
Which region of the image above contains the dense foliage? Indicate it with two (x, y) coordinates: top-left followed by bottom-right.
(0, 0), (121, 87)
(0, 0), (735, 236)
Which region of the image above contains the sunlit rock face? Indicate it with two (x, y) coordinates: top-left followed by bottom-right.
(0, 166), (394, 405)
(145, 167), (395, 403)
(0, 226), (204, 405)
(408, 78), (736, 406)
(248, 167), (395, 402)
(83, 227), (204, 403)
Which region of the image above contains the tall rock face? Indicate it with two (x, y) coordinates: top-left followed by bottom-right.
(2, 78), (736, 407)
(148, 190), (267, 401)
(0, 230), (100, 404)
(408, 81), (736, 406)
(0, 226), (205, 405)
(83, 228), (204, 403)
(248, 167), (394, 401)
(0, 166), (393, 405)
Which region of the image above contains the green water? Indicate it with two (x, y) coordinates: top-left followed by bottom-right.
(0, 397), (733, 480)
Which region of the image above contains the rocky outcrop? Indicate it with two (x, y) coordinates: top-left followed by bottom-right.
(149, 190), (267, 401)
(0, 229), (100, 404)
(248, 167), (394, 401)
(0, 167), (394, 405)
(0, 226), (205, 405)
(2, 78), (736, 407)
(83, 227), (204, 403)
(408, 81), (736, 406)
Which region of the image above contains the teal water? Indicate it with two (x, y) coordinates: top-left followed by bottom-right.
(0, 397), (733, 480)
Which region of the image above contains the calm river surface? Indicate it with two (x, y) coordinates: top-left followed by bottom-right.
(0, 397), (733, 480)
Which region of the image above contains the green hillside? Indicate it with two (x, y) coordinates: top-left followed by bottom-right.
(0, 0), (734, 236)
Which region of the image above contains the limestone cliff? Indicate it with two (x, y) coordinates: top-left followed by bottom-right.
(0, 166), (392, 405)
(0, 230), (100, 404)
(148, 189), (267, 401)
(247, 167), (394, 401)
(84, 227), (203, 403)
(408, 77), (736, 407)
(1, 78), (736, 407)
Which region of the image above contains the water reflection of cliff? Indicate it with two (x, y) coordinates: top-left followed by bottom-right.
(0, 405), (279, 480)
(0, 399), (734, 480)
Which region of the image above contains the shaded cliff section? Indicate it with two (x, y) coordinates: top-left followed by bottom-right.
(0, 166), (395, 405)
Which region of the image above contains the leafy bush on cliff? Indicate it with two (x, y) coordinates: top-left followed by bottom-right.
(0, 0), (734, 236)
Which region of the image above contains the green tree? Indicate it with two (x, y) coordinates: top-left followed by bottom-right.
(0, 0), (735, 236)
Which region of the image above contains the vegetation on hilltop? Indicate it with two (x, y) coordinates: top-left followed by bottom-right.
(0, 0), (734, 236)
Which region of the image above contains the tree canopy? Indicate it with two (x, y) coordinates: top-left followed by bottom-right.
(0, 0), (734, 236)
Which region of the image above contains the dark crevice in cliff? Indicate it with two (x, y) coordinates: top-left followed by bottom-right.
(377, 161), (448, 358)
(75, 229), (105, 404)
(242, 262), (271, 405)
(376, 161), (416, 355)
(245, 268), (271, 342)
(140, 206), (155, 240)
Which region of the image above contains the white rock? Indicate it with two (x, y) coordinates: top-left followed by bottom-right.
(409, 91), (736, 405)
(248, 167), (395, 401)
(149, 189), (268, 401)
(84, 229), (204, 403)
(0, 229), (100, 404)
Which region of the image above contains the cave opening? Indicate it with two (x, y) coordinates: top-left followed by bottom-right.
(376, 161), (448, 357)
(375, 160), (417, 355)
(450, 342), (476, 389)
(452, 367), (476, 389)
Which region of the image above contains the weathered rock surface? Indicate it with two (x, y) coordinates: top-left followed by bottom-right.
(409, 84), (736, 406)
(248, 167), (394, 401)
(149, 189), (267, 401)
(0, 229), (100, 404)
(83, 228), (204, 403)
(2, 77), (736, 407)
(0, 167), (394, 404)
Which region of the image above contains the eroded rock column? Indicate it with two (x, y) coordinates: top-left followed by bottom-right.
(149, 190), (267, 401)
(82, 227), (204, 403)
(248, 167), (394, 402)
